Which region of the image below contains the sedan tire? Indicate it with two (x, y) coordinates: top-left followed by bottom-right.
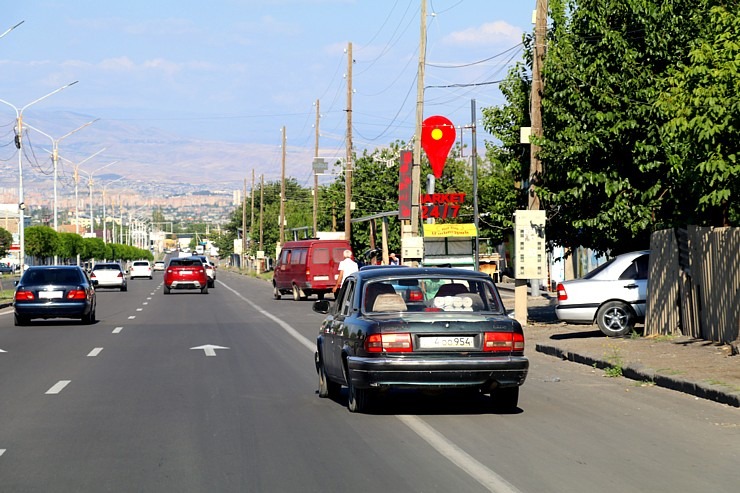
(490, 386), (519, 412)
(201, 285), (209, 294)
(347, 378), (372, 413)
(318, 360), (340, 399)
(82, 308), (96, 325)
(164, 285), (171, 295)
(14, 313), (29, 326)
(596, 301), (634, 337)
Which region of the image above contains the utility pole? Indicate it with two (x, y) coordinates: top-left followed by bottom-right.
(345, 42), (353, 243)
(242, 177), (247, 269)
(279, 126), (286, 247)
(250, 168), (255, 258)
(471, 99), (480, 271)
(259, 174), (264, 252)
(313, 99), (320, 237)
(529, 0), (547, 211)
(410, 0), (427, 238)
(516, 0), (548, 324)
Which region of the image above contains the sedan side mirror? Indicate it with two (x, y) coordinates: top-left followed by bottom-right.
(313, 300), (330, 314)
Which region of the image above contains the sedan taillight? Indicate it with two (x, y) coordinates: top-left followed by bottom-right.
(556, 283), (567, 301)
(15, 290), (35, 301)
(483, 332), (525, 352)
(117, 272), (123, 278)
(366, 333), (413, 353)
(67, 289), (87, 300)
(408, 290), (423, 302)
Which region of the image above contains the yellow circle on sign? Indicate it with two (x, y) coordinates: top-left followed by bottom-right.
(431, 128), (443, 140)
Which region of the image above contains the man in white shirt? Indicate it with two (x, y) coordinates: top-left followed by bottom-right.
(333, 249), (358, 294)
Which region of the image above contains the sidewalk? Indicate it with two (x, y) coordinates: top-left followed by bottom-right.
(498, 283), (740, 408)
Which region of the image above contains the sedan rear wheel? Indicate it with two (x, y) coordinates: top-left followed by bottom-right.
(163, 285), (171, 295)
(347, 378), (371, 413)
(14, 313), (29, 326)
(596, 301), (634, 337)
(82, 307), (96, 325)
(490, 386), (519, 412)
(201, 285), (209, 294)
(318, 360), (341, 399)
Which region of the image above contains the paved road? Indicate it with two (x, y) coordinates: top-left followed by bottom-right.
(0, 271), (738, 492)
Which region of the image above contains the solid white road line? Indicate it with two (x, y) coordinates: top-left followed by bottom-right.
(112, 326), (123, 334)
(46, 380), (71, 395)
(0, 449), (5, 457)
(220, 278), (521, 493)
(87, 347), (103, 357)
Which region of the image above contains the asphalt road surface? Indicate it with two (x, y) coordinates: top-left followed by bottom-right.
(0, 271), (738, 493)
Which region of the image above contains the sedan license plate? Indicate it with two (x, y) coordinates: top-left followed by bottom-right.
(313, 276), (329, 281)
(419, 336), (475, 349)
(39, 291), (63, 299)
(181, 270), (192, 274)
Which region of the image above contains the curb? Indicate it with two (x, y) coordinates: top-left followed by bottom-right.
(536, 343), (740, 408)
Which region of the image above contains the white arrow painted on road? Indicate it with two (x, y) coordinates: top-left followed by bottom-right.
(190, 344), (229, 357)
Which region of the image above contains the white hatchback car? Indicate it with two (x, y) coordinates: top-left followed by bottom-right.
(129, 260), (153, 280)
(555, 250), (650, 337)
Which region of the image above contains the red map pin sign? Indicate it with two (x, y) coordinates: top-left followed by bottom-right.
(421, 115), (456, 178)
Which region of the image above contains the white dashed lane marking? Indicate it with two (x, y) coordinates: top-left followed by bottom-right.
(46, 380), (71, 395)
(112, 327), (123, 334)
(87, 348), (103, 357)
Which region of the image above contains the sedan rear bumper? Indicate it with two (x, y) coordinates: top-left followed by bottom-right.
(346, 355), (528, 391)
(15, 301), (90, 319)
(167, 281), (205, 289)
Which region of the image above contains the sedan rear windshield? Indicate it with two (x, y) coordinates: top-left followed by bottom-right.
(169, 259), (202, 267)
(363, 277), (503, 314)
(23, 269), (83, 285)
(93, 264), (121, 271)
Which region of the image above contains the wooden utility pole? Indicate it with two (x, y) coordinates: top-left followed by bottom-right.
(345, 42), (353, 242)
(259, 174), (264, 251)
(242, 178), (247, 269)
(516, 0), (548, 324)
(313, 99), (320, 237)
(529, 0), (547, 210)
(279, 126), (286, 246)
(250, 168), (255, 250)
(410, 0), (427, 238)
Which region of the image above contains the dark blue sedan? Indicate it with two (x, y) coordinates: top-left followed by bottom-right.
(14, 266), (97, 326)
(313, 267), (528, 413)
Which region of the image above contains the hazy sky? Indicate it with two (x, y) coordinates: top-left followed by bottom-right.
(1, 0), (534, 159)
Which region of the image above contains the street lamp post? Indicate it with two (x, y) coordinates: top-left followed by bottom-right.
(59, 148), (107, 236)
(81, 161), (119, 237)
(25, 118), (99, 233)
(0, 81), (79, 269)
(101, 176), (123, 243)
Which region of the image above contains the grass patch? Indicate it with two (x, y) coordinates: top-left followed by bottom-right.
(602, 345), (624, 378)
(0, 288), (13, 303)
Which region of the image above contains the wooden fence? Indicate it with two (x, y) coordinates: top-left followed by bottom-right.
(646, 226), (740, 343)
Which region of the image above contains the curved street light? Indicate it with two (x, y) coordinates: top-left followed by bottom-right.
(25, 118), (99, 233)
(0, 80), (79, 269)
(59, 148), (107, 236)
(80, 160), (119, 235)
(101, 176), (124, 243)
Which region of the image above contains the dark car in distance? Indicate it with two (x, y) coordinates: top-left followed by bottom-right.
(163, 257), (209, 294)
(313, 267), (528, 413)
(14, 265), (97, 326)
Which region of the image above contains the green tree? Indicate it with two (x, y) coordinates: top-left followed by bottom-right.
(57, 233), (84, 262)
(25, 226), (60, 262)
(657, 4), (740, 225)
(534, 0), (711, 255)
(0, 227), (12, 258)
